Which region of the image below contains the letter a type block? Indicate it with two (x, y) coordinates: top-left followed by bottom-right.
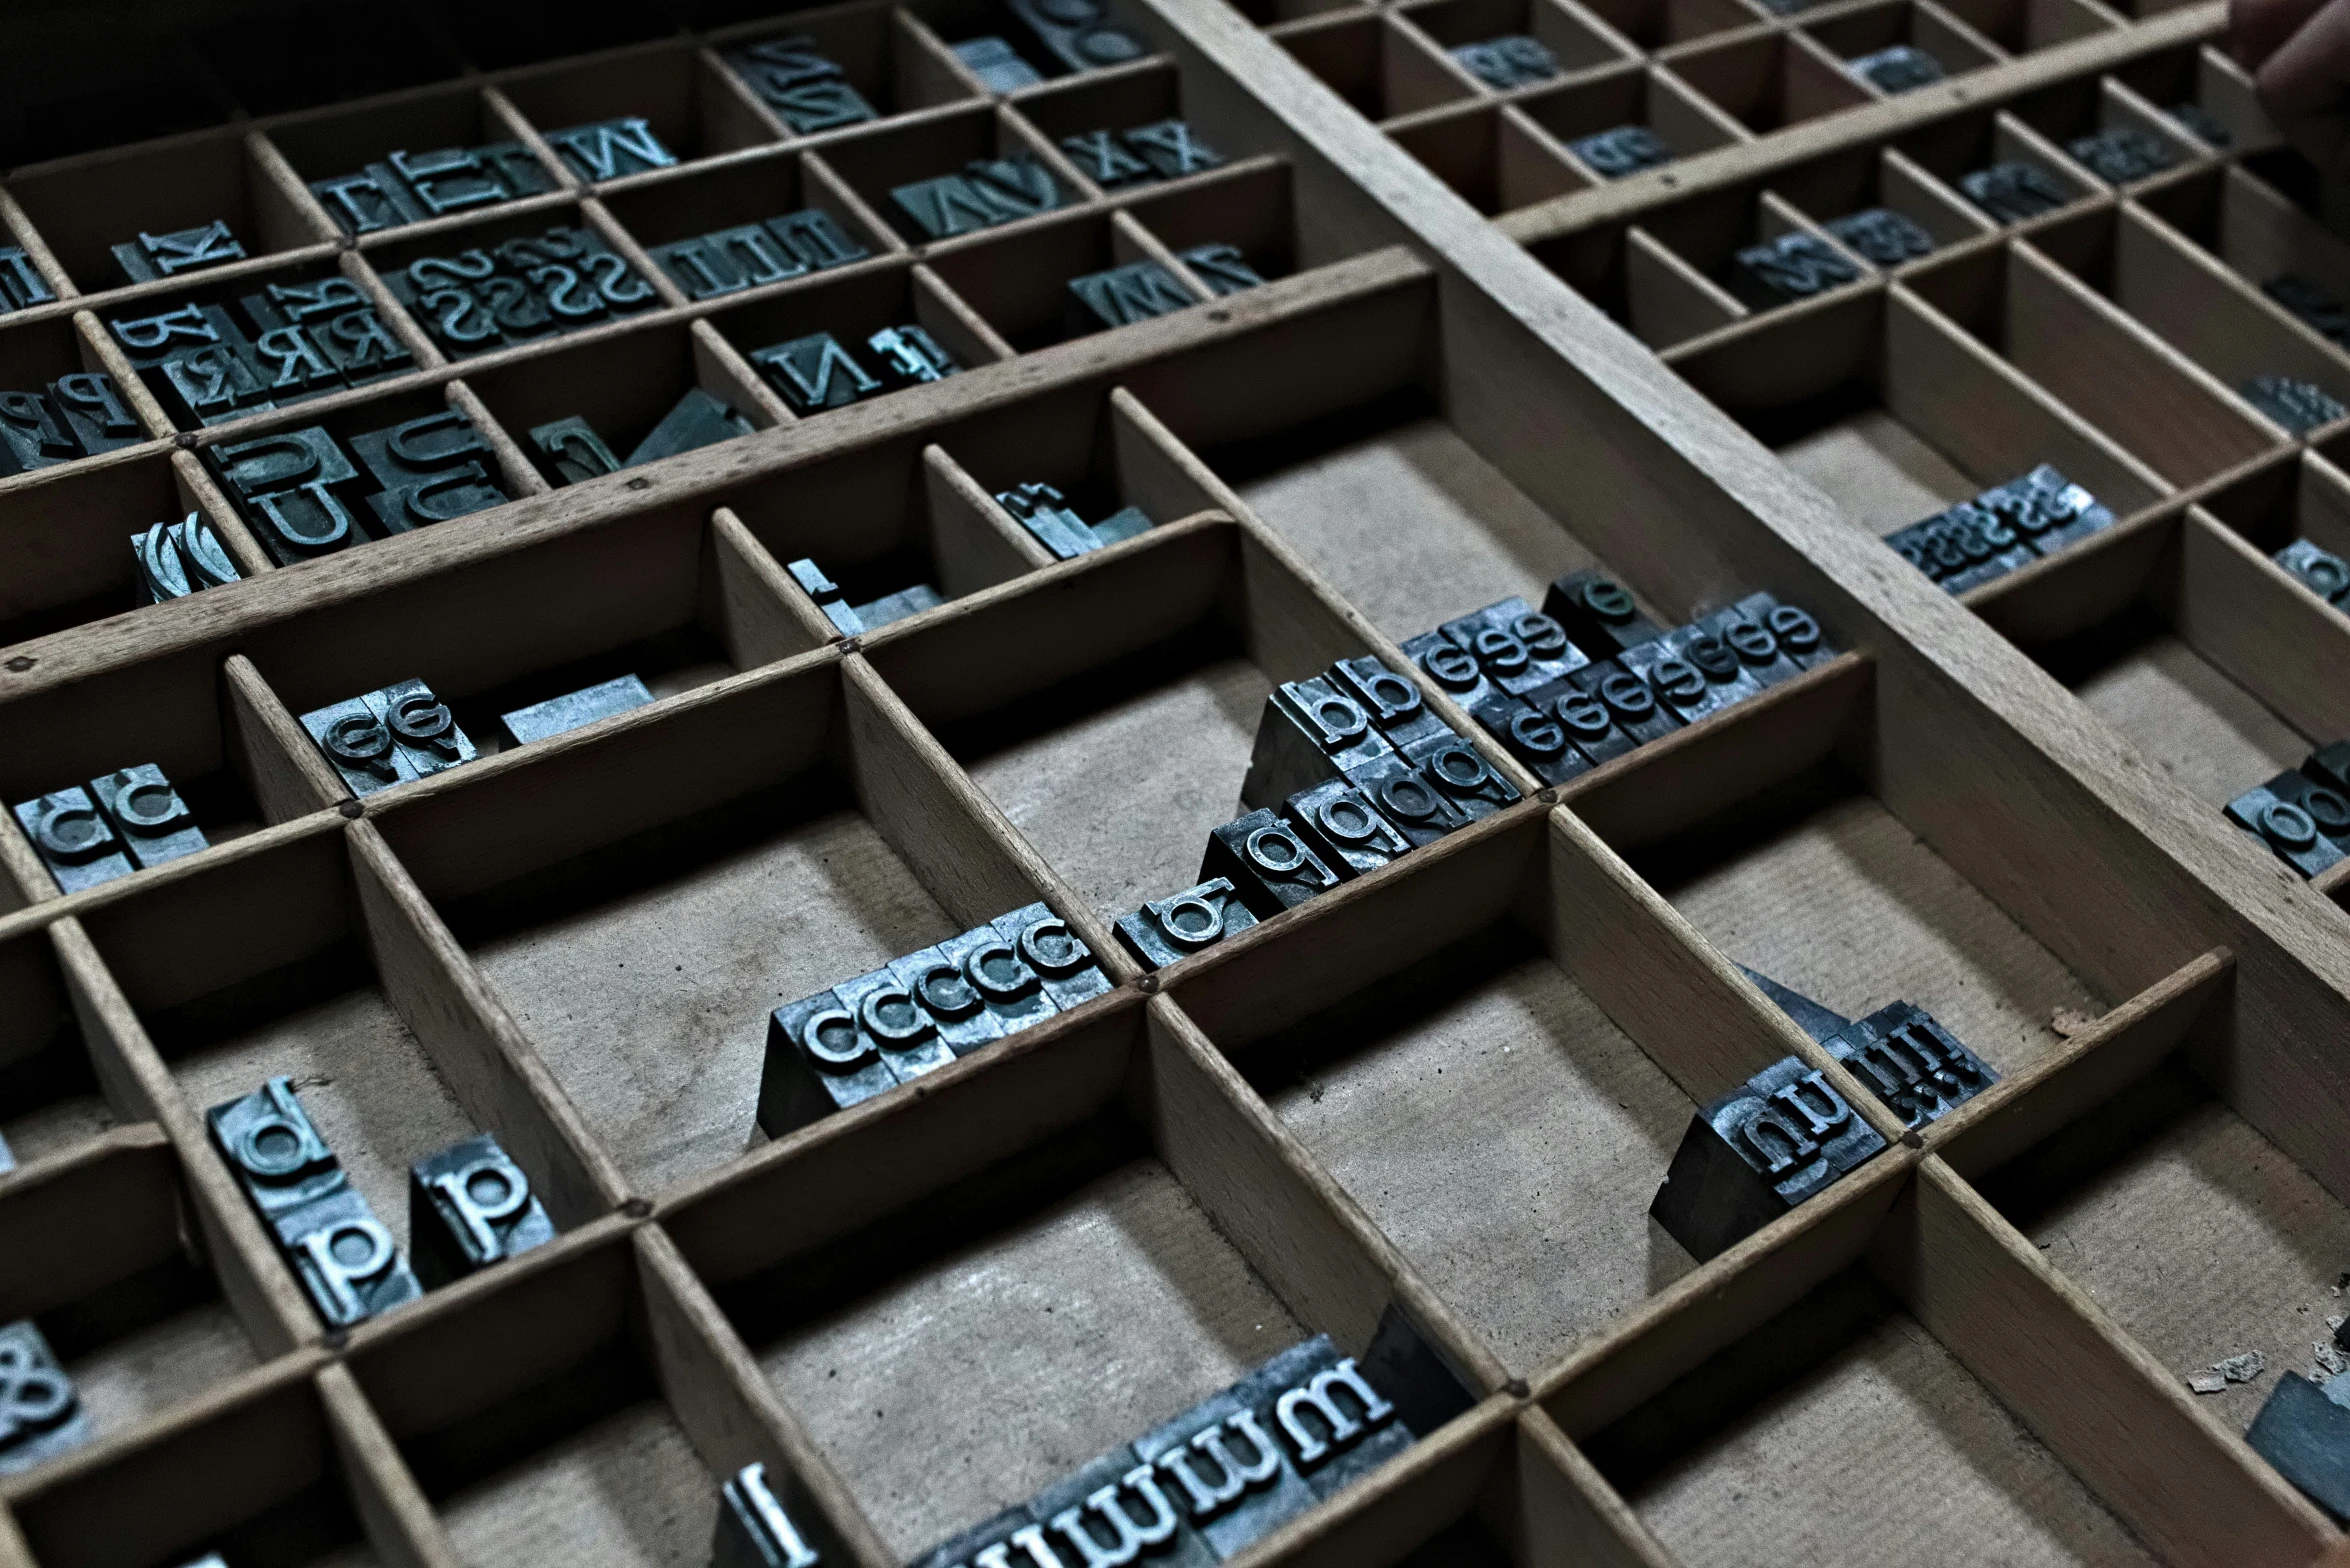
(1650, 1054), (1887, 1263)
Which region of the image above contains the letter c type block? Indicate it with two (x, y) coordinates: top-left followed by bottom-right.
(408, 1132), (555, 1288)
(1650, 1054), (1887, 1263)
(301, 678), (476, 798)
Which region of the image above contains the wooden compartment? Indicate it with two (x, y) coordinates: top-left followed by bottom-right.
(1767, 139), (2000, 259)
(702, 251), (1010, 387)
(500, 41), (784, 178)
(1566, 0), (1774, 55)
(805, 100), (1081, 246)
(1660, 31), (1876, 137)
(0, 312), (171, 493)
(262, 84), (566, 245)
(706, 0), (987, 132)
(0, 927), (119, 1165)
(1396, 0), (1636, 82)
(1389, 102), (1595, 216)
(919, 205), (1211, 351)
(1275, 12), (1486, 123)
(590, 144), (902, 267)
(1894, 107), (2106, 227)
(1798, 0), (2009, 91)
(1516, 64), (1747, 182)
(1935, 0), (2119, 53)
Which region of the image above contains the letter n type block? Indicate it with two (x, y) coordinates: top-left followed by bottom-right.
(713, 1462), (821, 1568)
(1201, 808), (1340, 918)
(0, 1321), (91, 1475)
(752, 333), (880, 414)
(408, 1133), (555, 1287)
(1649, 1054), (1887, 1262)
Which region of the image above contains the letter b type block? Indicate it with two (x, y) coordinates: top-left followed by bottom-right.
(409, 1133), (555, 1287)
(1650, 1055), (1887, 1262)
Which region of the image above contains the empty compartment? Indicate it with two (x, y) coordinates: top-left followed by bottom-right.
(1583, 1267), (2156, 1566)
(1661, 32), (1874, 137)
(1277, 13), (1483, 122)
(1390, 103), (1593, 217)
(2137, 163), (2350, 348)
(0, 928), (120, 1166)
(1397, 0), (1634, 82)
(1933, 0), (2119, 53)
(1566, 0), (1773, 55)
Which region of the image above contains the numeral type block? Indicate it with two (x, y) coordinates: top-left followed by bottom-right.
(1284, 777), (1410, 879)
(1007, 0), (1148, 72)
(0, 248), (54, 312)
(1067, 259), (1197, 332)
(1404, 730), (1520, 820)
(1823, 1002), (1997, 1130)
(0, 1320), (90, 1476)
(1847, 45), (1944, 92)
(530, 416), (623, 486)
(1824, 206), (1935, 266)
(500, 673), (655, 746)
(1450, 35), (1560, 88)
(723, 36), (878, 133)
(301, 678), (476, 797)
(2248, 1372), (2350, 1523)
(1542, 569), (1664, 658)
(1959, 160), (2070, 223)
(310, 142), (555, 235)
(209, 1076), (421, 1328)
(1568, 124), (1672, 178)
(1179, 243), (1267, 296)
(1650, 1054), (1889, 1262)
(110, 220), (246, 284)
(713, 1462), (822, 1568)
(1202, 808), (1342, 917)
(543, 117), (677, 182)
(1114, 877), (1260, 969)
(2241, 375), (2349, 433)
(952, 35), (1046, 92)
(2267, 273), (2350, 344)
(2227, 769), (2350, 877)
(408, 1133), (556, 1287)
(12, 786), (132, 891)
(911, 1331), (1446, 1568)
(625, 388), (755, 467)
(1240, 676), (1396, 811)
(2066, 126), (2178, 183)
(2277, 538), (2350, 603)
(1572, 662), (1683, 745)
(1721, 231), (1860, 310)
(1890, 465), (2114, 593)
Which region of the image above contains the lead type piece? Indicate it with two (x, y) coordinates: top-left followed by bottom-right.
(1115, 877), (1259, 970)
(0, 1320), (90, 1476)
(12, 763), (209, 891)
(501, 674), (656, 746)
(713, 1462), (822, 1568)
(1650, 1054), (1888, 1262)
(132, 513), (242, 602)
(302, 678), (476, 796)
(723, 35), (878, 134)
(408, 1133), (555, 1287)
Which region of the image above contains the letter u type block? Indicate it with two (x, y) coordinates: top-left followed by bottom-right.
(1649, 1054), (1887, 1263)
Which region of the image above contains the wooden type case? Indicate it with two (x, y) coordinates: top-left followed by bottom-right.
(0, 0), (2346, 1565)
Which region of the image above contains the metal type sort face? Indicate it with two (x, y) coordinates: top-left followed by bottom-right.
(1694, 602), (1802, 687)
(1975, 464), (2114, 555)
(1542, 568), (1665, 657)
(1283, 776), (1410, 879)
(1124, 119), (1227, 181)
(1476, 692), (1590, 786)
(1884, 503), (2025, 593)
(2276, 538), (2350, 603)
(0, 390), (80, 474)
(1571, 661), (1682, 745)
(1091, 504), (1152, 545)
(0, 249), (54, 312)
(310, 143), (557, 236)
(1007, 0), (1149, 73)
(1735, 963), (1851, 1044)
(893, 158), (1062, 240)
(1444, 598), (1589, 695)
(997, 901), (1113, 1011)
(2306, 740), (2350, 796)
(841, 965), (961, 1080)
(868, 323), (961, 388)
(12, 786), (132, 891)
(2167, 101), (2232, 147)
(850, 582), (945, 628)
(1062, 128), (1155, 188)
(351, 408), (496, 498)
(408, 1133), (555, 1287)
(1202, 807), (1342, 917)
(1404, 730), (1520, 820)
(1823, 206), (1935, 267)
(713, 1462), (822, 1568)
(888, 943), (1003, 1057)
(2225, 774), (2350, 877)
(953, 35), (1048, 92)
(1847, 45), (1944, 93)
(49, 372), (144, 456)
(1019, 1447), (1219, 1568)
(998, 480), (1100, 558)
(724, 36), (879, 134)
(1536, 680), (1636, 765)
(110, 220), (246, 285)
(1721, 231), (1860, 310)
(1342, 752), (1465, 846)
(1650, 1053), (1888, 1262)
(1401, 627), (1496, 714)
(625, 388), (756, 467)
(208, 1075), (347, 1229)
(2249, 1372), (2350, 1523)
(209, 424), (366, 559)
(500, 673), (656, 747)
(2066, 126), (2178, 184)
(1668, 622), (1765, 702)
(1450, 34), (1561, 89)
(300, 679), (474, 796)
(133, 513), (243, 603)
(1733, 592), (1834, 668)
(940, 920), (1061, 1034)
(1612, 638), (1725, 724)
(1959, 160), (2071, 223)
(763, 989), (895, 1128)
(1241, 675), (1396, 810)
(86, 764), (207, 871)
(543, 117), (678, 183)
(2241, 374), (2349, 433)
(1328, 654), (1451, 748)
(281, 1184), (424, 1328)
(1824, 1001), (1997, 1130)
(0, 1320), (90, 1476)
(530, 416), (622, 486)
(1067, 258), (1198, 332)
(1113, 876), (1260, 969)
(752, 332), (884, 413)
(1569, 125), (1672, 178)
(1179, 243), (1268, 297)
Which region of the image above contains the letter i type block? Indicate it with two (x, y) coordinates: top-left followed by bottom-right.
(1649, 1054), (1887, 1263)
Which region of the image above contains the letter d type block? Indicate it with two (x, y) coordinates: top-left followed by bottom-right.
(1650, 1054), (1887, 1263)
(409, 1133), (555, 1287)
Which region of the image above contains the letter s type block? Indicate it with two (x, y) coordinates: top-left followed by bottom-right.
(408, 1133), (555, 1287)
(1650, 1054), (1888, 1263)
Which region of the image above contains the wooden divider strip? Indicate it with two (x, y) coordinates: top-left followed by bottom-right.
(704, 505), (831, 668)
(314, 1362), (461, 1568)
(1512, 1409), (1681, 1568)
(221, 653), (347, 823)
(2169, 507), (2350, 746)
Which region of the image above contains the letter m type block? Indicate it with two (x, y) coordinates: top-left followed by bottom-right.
(1066, 260), (1195, 332)
(752, 333), (880, 414)
(1649, 1054), (1887, 1263)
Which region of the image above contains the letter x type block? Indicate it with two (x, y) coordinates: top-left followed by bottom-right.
(1650, 1054), (1888, 1262)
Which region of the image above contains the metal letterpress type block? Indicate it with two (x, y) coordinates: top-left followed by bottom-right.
(1450, 35), (1560, 88)
(1650, 1054), (1888, 1262)
(998, 480), (1100, 558)
(1341, 754), (1464, 847)
(850, 583), (944, 628)
(1539, 681), (1636, 765)
(377, 679), (475, 780)
(784, 557), (862, 636)
(132, 513), (242, 603)
(303, 694), (405, 795)
(1959, 160), (2070, 223)
(1543, 569), (1665, 658)
(2228, 771), (2350, 876)
(1661, 625), (1766, 716)
(753, 333), (882, 414)
(889, 944), (1004, 1057)
(1823, 206), (1935, 266)
(1202, 808), (1342, 917)
(2276, 538), (2350, 603)
(48, 373), (142, 455)
(86, 765), (207, 871)
(868, 323), (959, 388)
(1403, 731), (1519, 820)
(279, 1185), (423, 1327)
(1442, 598), (1587, 695)
(727, 36), (879, 133)
(1132, 1374), (1316, 1560)
(110, 220), (246, 285)
(543, 117), (678, 182)
(1283, 777), (1409, 880)
(0, 248), (56, 312)
(1401, 627), (1496, 715)
(1721, 231), (1859, 310)
(1114, 877), (1259, 969)
(2248, 1373), (2350, 1523)
(1007, 0), (1148, 73)
(500, 674), (656, 746)
(1623, 635), (1737, 721)
(0, 1321), (90, 1475)
(1724, 591), (1834, 668)
(996, 901), (1113, 1011)
(530, 416), (622, 486)
(1125, 120), (1226, 180)
(770, 210), (870, 272)
(207, 1076), (348, 1232)
(1694, 601), (1803, 687)
(1067, 259), (1196, 332)
(2305, 741), (2350, 797)
(1477, 692), (1590, 786)
(1571, 663), (1681, 745)
(952, 37), (1047, 93)
(1977, 465), (2113, 557)
(1568, 124), (1672, 178)
(763, 989), (897, 1128)
(1824, 1002), (1997, 1130)
(0, 391), (78, 473)
(1241, 676), (1395, 810)
(939, 922), (1058, 1036)
(1328, 654), (1450, 748)
(2066, 126), (2177, 183)
(836, 965), (960, 1079)
(1847, 44), (1943, 92)
(408, 1133), (555, 1287)
(624, 388), (755, 467)
(2243, 375), (2349, 434)
(1026, 1444), (1216, 1568)
(1092, 504), (1152, 545)
(1736, 964), (1851, 1043)
(713, 1461), (822, 1568)
(1063, 128), (1154, 188)
(12, 786), (133, 891)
